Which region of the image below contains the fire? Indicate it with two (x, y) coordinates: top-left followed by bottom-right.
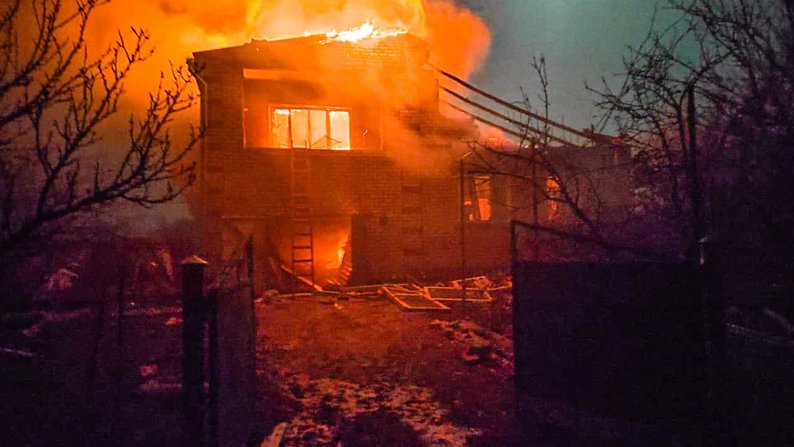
(321, 21), (408, 44)
(338, 243), (346, 266)
(481, 125), (506, 146)
(84, 1), (490, 101)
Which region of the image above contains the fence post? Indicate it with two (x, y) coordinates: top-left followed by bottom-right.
(207, 288), (220, 447)
(181, 255), (209, 447)
(699, 236), (728, 445)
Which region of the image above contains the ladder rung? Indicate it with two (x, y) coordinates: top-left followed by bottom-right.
(293, 259), (314, 263)
(292, 245), (313, 250)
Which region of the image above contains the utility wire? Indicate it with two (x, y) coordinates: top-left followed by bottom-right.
(441, 87), (573, 146)
(430, 64), (598, 142)
(443, 101), (526, 141)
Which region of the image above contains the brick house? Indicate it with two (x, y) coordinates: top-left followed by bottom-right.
(189, 32), (631, 290)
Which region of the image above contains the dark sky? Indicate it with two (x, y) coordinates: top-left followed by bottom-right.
(458, 0), (665, 132)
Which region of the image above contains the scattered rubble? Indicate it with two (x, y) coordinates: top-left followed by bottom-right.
(38, 268), (79, 296)
(381, 284), (450, 311)
(261, 422), (288, 447)
(274, 373), (481, 447)
(430, 319), (513, 374)
(449, 276), (495, 290)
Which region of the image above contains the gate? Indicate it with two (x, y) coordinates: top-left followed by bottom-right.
(510, 222), (715, 444)
(182, 237), (260, 447)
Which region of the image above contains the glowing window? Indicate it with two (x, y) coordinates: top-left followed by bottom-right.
(272, 109), (290, 148)
(271, 106), (350, 150)
(329, 111), (350, 150)
(464, 175), (492, 221)
(545, 178), (561, 221)
(474, 175), (492, 221)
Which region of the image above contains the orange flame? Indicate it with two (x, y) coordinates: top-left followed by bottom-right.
(321, 21), (408, 44)
(87, 1), (489, 91)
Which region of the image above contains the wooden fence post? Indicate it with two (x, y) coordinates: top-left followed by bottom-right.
(181, 255), (209, 447)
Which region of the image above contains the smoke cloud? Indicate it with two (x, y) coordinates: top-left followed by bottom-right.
(87, 0), (489, 89)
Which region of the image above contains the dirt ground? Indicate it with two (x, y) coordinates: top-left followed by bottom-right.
(254, 294), (520, 447)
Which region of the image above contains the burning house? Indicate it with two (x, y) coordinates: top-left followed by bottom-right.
(189, 26), (631, 291)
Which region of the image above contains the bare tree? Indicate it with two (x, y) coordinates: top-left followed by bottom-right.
(455, 57), (637, 260)
(0, 0), (199, 256)
(592, 0), (794, 267)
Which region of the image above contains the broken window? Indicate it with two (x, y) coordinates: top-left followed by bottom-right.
(271, 106), (351, 150)
(464, 175), (492, 221)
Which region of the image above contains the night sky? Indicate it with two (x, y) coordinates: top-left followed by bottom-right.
(459, 0), (667, 132)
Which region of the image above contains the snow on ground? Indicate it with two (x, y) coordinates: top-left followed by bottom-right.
(277, 374), (481, 447)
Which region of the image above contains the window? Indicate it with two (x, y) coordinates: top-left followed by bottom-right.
(545, 177), (561, 221)
(464, 175), (492, 221)
(271, 106), (350, 150)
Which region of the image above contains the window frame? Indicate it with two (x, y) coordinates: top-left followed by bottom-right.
(269, 104), (351, 150)
(463, 174), (493, 222)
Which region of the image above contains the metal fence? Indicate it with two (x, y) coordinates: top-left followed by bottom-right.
(510, 220), (794, 445)
(182, 237), (260, 447)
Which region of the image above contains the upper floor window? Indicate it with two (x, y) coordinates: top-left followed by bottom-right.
(271, 106), (350, 150)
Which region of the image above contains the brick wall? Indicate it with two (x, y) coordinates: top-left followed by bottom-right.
(191, 35), (511, 284)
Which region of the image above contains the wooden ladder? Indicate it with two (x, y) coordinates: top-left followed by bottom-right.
(290, 150), (315, 290)
(399, 169), (424, 268)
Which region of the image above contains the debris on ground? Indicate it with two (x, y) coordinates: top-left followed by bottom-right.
(449, 276), (494, 290)
(257, 289), (281, 304)
(256, 295), (518, 446)
(260, 274), (514, 314)
(430, 319), (513, 374)
(376, 276), (510, 312)
(37, 268), (79, 298)
(381, 285), (450, 311)
(274, 373), (481, 447)
(424, 286), (493, 303)
(261, 422), (288, 447)
(279, 265), (324, 292)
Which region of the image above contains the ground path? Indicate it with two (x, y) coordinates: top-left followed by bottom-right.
(255, 296), (518, 446)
